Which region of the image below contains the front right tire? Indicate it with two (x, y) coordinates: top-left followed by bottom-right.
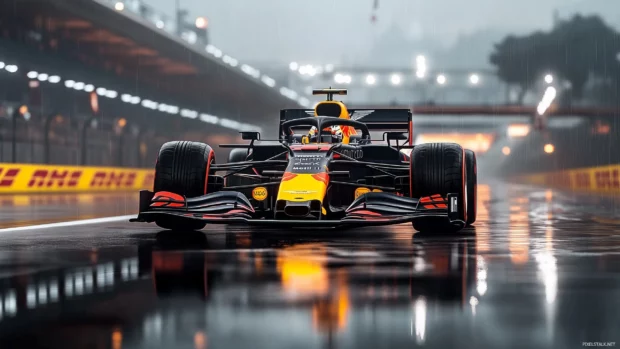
(153, 141), (214, 231)
(226, 148), (255, 188)
(410, 143), (467, 233)
(465, 149), (477, 226)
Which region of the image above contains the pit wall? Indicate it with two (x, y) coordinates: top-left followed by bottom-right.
(517, 164), (620, 195)
(0, 163), (153, 193)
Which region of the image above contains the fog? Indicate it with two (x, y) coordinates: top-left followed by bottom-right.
(144, 0), (619, 65)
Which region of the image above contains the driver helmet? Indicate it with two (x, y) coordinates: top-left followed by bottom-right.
(307, 101), (356, 143)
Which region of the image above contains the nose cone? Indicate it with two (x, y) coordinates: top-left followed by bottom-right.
(284, 201), (312, 217)
(276, 200), (323, 220)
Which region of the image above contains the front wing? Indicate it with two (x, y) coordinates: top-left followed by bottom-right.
(130, 190), (465, 228)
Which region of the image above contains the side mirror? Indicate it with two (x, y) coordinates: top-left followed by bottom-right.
(241, 131), (260, 140)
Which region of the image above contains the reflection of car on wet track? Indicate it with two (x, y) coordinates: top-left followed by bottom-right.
(133, 232), (480, 340)
(138, 232), (478, 312)
(132, 89), (478, 233)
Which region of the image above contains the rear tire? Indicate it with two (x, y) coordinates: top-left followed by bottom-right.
(410, 143), (467, 233)
(465, 149), (477, 226)
(153, 141), (214, 231)
(226, 148), (255, 188)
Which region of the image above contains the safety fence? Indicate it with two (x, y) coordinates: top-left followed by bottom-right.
(0, 163), (153, 193)
(517, 164), (620, 195)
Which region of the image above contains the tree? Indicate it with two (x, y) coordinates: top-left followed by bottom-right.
(490, 14), (620, 104)
(550, 15), (620, 100)
(490, 32), (549, 104)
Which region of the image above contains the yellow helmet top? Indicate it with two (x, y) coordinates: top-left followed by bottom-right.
(311, 88), (350, 119)
(314, 100), (350, 119)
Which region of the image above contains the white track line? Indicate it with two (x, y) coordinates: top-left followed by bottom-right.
(0, 215), (136, 233)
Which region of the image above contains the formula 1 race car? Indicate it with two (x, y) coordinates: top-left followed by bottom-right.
(132, 89), (478, 233)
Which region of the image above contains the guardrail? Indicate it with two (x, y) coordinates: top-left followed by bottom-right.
(517, 164), (620, 195)
(0, 163), (153, 193)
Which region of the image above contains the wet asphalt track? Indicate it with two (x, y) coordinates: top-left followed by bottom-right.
(0, 192), (139, 229)
(0, 181), (619, 348)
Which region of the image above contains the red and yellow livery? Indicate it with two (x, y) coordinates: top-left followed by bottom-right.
(132, 89), (477, 233)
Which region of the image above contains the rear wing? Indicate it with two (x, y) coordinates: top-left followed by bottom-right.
(279, 109), (413, 141)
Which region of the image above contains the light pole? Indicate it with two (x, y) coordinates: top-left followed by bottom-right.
(44, 112), (61, 164)
(116, 118), (127, 166)
(414, 55), (428, 103)
(469, 74), (480, 103)
(81, 92), (100, 165)
(12, 105), (30, 163)
(175, 0), (186, 36)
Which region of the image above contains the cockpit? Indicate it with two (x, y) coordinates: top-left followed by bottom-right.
(300, 89), (363, 145)
(282, 115), (371, 146)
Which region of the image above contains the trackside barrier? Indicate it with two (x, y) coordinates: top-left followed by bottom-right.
(0, 163), (154, 193)
(517, 164), (620, 195)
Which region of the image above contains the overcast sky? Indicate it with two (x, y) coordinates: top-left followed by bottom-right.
(144, 0), (617, 65)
